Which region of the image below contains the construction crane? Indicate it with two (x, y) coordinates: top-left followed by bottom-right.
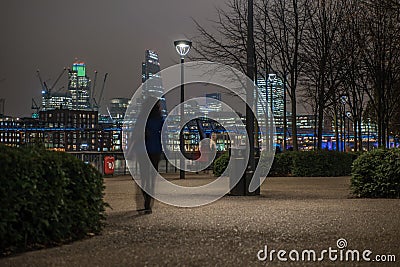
(37, 68), (66, 96)
(31, 98), (40, 119)
(0, 98), (5, 117)
(98, 73), (108, 108)
(91, 71), (98, 108)
(37, 68), (67, 110)
(93, 73), (108, 110)
(49, 68), (66, 93)
(36, 70), (49, 94)
(0, 79), (6, 116)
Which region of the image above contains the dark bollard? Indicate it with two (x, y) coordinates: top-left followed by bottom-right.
(229, 148), (261, 196)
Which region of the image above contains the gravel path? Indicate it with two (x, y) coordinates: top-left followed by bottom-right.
(1, 175), (399, 266)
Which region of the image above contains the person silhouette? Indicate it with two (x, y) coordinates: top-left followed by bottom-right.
(195, 119), (217, 173)
(134, 97), (164, 215)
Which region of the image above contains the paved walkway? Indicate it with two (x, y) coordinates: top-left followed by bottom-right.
(1, 175), (399, 266)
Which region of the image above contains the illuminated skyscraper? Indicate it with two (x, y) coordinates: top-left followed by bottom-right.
(68, 61), (91, 110)
(257, 74), (286, 127)
(141, 50), (167, 114)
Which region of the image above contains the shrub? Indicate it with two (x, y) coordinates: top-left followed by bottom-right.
(0, 145), (106, 254)
(213, 152), (230, 177)
(267, 152), (295, 176)
(265, 150), (358, 177)
(291, 150), (357, 177)
(213, 149), (359, 177)
(351, 148), (400, 198)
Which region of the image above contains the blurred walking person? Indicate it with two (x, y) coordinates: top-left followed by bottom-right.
(133, 97), (164, 215)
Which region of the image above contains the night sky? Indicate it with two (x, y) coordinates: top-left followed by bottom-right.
(0, 0), (226, 117)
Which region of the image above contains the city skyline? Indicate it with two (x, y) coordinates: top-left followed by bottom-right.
(0, 0), (227, 117)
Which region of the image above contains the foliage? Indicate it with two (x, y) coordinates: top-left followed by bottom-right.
(266, 150), (358, 177)
(291, 150), (357, 177)
(351, 148), (400, 198)
(266, 152), (295, 177)
(213, 152), (230, 177)
(0, 145), (106, 254)
(214, 150), (358, 177)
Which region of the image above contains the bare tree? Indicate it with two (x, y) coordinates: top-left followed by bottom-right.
(191, 0), (248, 73)
(360, 0), (400, 147)
(192, 0), (400, 151)
(337, 0), (370, 151)
(255, 0), (311, 151)
(301, 0), (347, 150)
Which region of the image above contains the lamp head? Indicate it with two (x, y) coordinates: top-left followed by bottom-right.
(174, 40), (192, 58)
(340, 95), (347, 105)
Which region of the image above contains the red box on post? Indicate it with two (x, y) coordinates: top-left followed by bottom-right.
(104, 156), (115, 175)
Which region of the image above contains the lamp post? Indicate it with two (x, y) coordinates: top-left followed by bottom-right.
(174, 40), (192, 179)
(346, 111), (352, 151)
(367, 118), (370, 151)
(340, 95), (347, 152)
(268, 74), (274, 153)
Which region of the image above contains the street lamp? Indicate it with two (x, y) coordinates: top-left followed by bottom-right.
(174, 40), (192, 179)
(340, 95), (347, 152)
(367, 118), (371, 151)
(346, 111), (352, 151)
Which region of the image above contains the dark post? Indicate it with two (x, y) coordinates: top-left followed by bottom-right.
(246, 0), (255, 172)
(343, 105), (346, 152)
(180, 58), (185, 179)
(340, 96), (347, 152)
(231, 0), (256, 196)
(174, 39), (192, 179)
(347, 115), (350, 149)
(283, 74), (287, 152)
(367, 120), (370, 151)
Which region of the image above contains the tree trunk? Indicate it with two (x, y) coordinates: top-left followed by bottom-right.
(358, 116), (362, 151)
(317, 96), (324, 150)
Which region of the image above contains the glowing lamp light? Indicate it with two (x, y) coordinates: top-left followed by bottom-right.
(340, 95), (347, 105)
(174, 40), (192, 58)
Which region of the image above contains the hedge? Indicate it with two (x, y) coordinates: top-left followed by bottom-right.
(291, 150), (358, 177)
(351, 148), (400, 198)
(214, 150), (359, 177)
(267, 152), (295, 176)
(0, 145), (106, 254)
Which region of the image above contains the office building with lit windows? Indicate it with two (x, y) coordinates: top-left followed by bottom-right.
(0, 109), (122, 153)
(42, 92), (73, 111)
(68, 61), (92, 110)
(257, 74), (287, 128)
(0, 116), (22, 146)
(108, 98), (130, 122)
(141, 50), (167, 114)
